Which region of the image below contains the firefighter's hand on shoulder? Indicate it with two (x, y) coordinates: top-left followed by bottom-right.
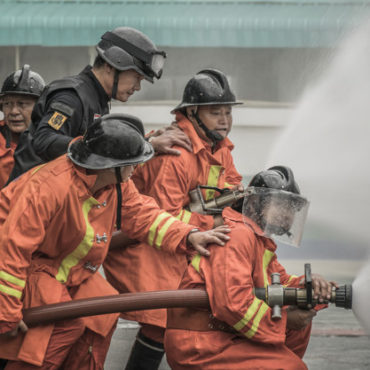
(0, 320), (28, 338)
(286, 306), (316, 330)
(148, 123), (192, 156)
(300, 274), (338, 303)
(186, 226), (231, 257)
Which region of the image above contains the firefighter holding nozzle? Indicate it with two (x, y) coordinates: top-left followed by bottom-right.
(165, 166), (337, 370)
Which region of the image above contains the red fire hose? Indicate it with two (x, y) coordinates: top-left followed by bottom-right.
(22, 289), (210, 327)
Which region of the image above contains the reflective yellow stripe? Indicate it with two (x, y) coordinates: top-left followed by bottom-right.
(244, 302), (269, 339)
(262, 250), (275, 288)
(176, 210), (184, 220)
(0, 283), (22, 299)
(233, 296), (261, 331)
(148, 212), (172, 246)
(191, 254), (201, 273)
(205, 165), (222, 200)
(181, 209), (191, 224)
(0, 271), (25, 288)
(31, 163), (46, 175)
(285, 274), (298, 286)
(175, 209), (191, 224)
(55, 198), (98, 283)
(154, 216), (177, 250)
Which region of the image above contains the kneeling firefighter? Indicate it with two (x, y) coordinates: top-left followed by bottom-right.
(165, 166), (336, 370)
(103, 68), (243, 369)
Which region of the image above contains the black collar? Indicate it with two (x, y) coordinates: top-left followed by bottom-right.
(81, 65), (110, 108)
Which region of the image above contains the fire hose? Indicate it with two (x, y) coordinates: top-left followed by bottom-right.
(22, 264), (352, 327)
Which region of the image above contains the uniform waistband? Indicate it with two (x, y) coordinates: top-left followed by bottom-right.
(167, 307), (239, 335)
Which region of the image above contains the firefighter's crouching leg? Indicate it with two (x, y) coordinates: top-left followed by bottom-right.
(125, 326), (165, 370)
(61, 324), (116, 370)
(5, 317), (85, 370)
(285, 323), (312, 359)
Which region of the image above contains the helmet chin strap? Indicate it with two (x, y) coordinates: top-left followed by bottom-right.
(115, 167), (123, 183)
(191, 109), (223, 146)
(115, 167), (123, 231)
(112, 69), (120, 100)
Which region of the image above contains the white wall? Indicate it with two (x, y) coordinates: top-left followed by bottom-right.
(110, 101), (294, 177)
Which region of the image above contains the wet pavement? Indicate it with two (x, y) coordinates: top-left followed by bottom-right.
(105, 260), (370, 369)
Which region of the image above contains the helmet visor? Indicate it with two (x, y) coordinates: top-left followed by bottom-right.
(133, 50), (166, 79)
(242, 187), (310, 247)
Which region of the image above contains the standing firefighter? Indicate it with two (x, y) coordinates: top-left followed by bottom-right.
(104, 69), (243, 369)
(0, 113), (229, 369)
(7, 27), (190, 184)
(165, 166), (336, 370)
(0, 65), (45, 188)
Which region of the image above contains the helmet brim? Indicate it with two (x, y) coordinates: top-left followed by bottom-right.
(96, 46), (154, 83)
(170, 101), (244, 114)
(0, 91), (40, 98)
(67, 138), (154, 170)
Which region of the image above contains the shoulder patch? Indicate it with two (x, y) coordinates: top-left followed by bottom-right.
(48, 111), (68, 130)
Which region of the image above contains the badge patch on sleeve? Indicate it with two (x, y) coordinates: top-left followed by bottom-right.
(48, 112), (68, 130)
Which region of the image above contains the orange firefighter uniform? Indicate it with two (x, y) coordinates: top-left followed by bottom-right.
(103, 112), (242, 330)
(165, 207), (311, 370)
(0, 120), (17, 189)
(0, 155), (194, 368)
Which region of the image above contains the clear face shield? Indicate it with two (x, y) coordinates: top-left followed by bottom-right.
(242, 187), (310, 247)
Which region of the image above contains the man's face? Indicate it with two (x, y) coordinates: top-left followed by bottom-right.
(2, 94), (36, 134)
(262, 197), (295, 235)
(115, 70), (144, 102)
(190, 104), (233, 142)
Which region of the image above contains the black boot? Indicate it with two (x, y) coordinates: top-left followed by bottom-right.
(125, 330), (165, 370)
(0, 359), (7, 370)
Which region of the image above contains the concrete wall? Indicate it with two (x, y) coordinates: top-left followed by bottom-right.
(110, 101), (294, 178)
(0, 45), (333, 103)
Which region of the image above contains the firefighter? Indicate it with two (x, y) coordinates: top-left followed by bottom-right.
(103, 68), (243, 369)
(0, 113), (230, 369)
(7, 26), (192, 184)
(0, 65), (45, 188)
(165, 166), (336, 370)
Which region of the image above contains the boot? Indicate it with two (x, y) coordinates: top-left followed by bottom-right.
(125, 330), (165, 370)
(0, 359), (7, 370)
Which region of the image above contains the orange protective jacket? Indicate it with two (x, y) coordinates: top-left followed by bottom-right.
(0, 155), (194, 366)
(164, 207), (309, 370)
(0, 120), (17, 188)
(103, 113), (242, 328)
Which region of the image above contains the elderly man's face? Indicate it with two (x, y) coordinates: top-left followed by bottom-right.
(2, 94), (36, 134)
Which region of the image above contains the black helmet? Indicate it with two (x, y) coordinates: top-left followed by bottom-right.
(242, 166), (309, 246)
(68, 113), (154, 170)
(249, 166), (300, 194)
(171, 69), (242, 113)
(96, 27), (166, 83)
(233, 166), (300, 214)
(0, 64), (45, 98)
